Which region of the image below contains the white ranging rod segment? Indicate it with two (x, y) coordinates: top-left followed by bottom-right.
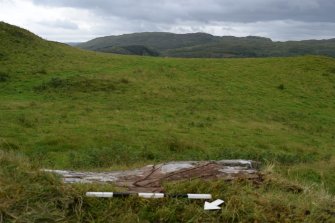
(187, 194), (212, 199)
(138, 193), (165, 198)
(86, 192), (114, 198)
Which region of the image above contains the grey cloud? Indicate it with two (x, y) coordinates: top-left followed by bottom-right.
(12, 0), (333, 41)
(38, 20), (79, 30)
(32, 0), (335, 23)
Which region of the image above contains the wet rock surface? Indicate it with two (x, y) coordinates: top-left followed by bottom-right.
(43, 160), (261, 192)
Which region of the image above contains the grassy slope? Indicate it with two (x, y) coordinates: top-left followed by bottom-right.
(1, 22), (335, 222)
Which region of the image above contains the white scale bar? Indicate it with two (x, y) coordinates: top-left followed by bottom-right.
(86, 192), (212, 199)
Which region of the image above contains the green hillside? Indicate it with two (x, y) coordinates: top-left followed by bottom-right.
(1, 22), (335, 222)
(96, 44), (160, 56)
(78, 32), (220, 51)
(78, 32), (335, 58)
(165, 37), (335, 58)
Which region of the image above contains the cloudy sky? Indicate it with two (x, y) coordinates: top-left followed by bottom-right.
(1, 0), (335, 42)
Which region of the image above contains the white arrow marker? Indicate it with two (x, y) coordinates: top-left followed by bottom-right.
(204, 199), (224, 210)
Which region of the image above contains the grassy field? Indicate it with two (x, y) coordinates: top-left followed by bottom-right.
(1, 22), (335, 222)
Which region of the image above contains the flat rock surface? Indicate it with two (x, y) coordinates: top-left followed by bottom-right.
(43, 160), (261, 192)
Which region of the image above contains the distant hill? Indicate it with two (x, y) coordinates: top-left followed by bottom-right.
(77, 32), (335, 58)
(78, 32), (220, 52)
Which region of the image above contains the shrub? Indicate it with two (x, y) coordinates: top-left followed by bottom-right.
(0, 72), (9, 82)
(165, 136), (198, 153)
(277, 84), (285, 90)
(0, 139), (20, 151)
(36, 68), (48, 74)
(0, 52), (7, 60)
(34, 77), (66, 91)
(48, 77), (65, 88)
(120, 78), (130, 84)
(327, 67), (335, 74)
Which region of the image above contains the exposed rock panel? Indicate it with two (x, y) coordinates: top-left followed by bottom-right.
(43, 160), (261, 192)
